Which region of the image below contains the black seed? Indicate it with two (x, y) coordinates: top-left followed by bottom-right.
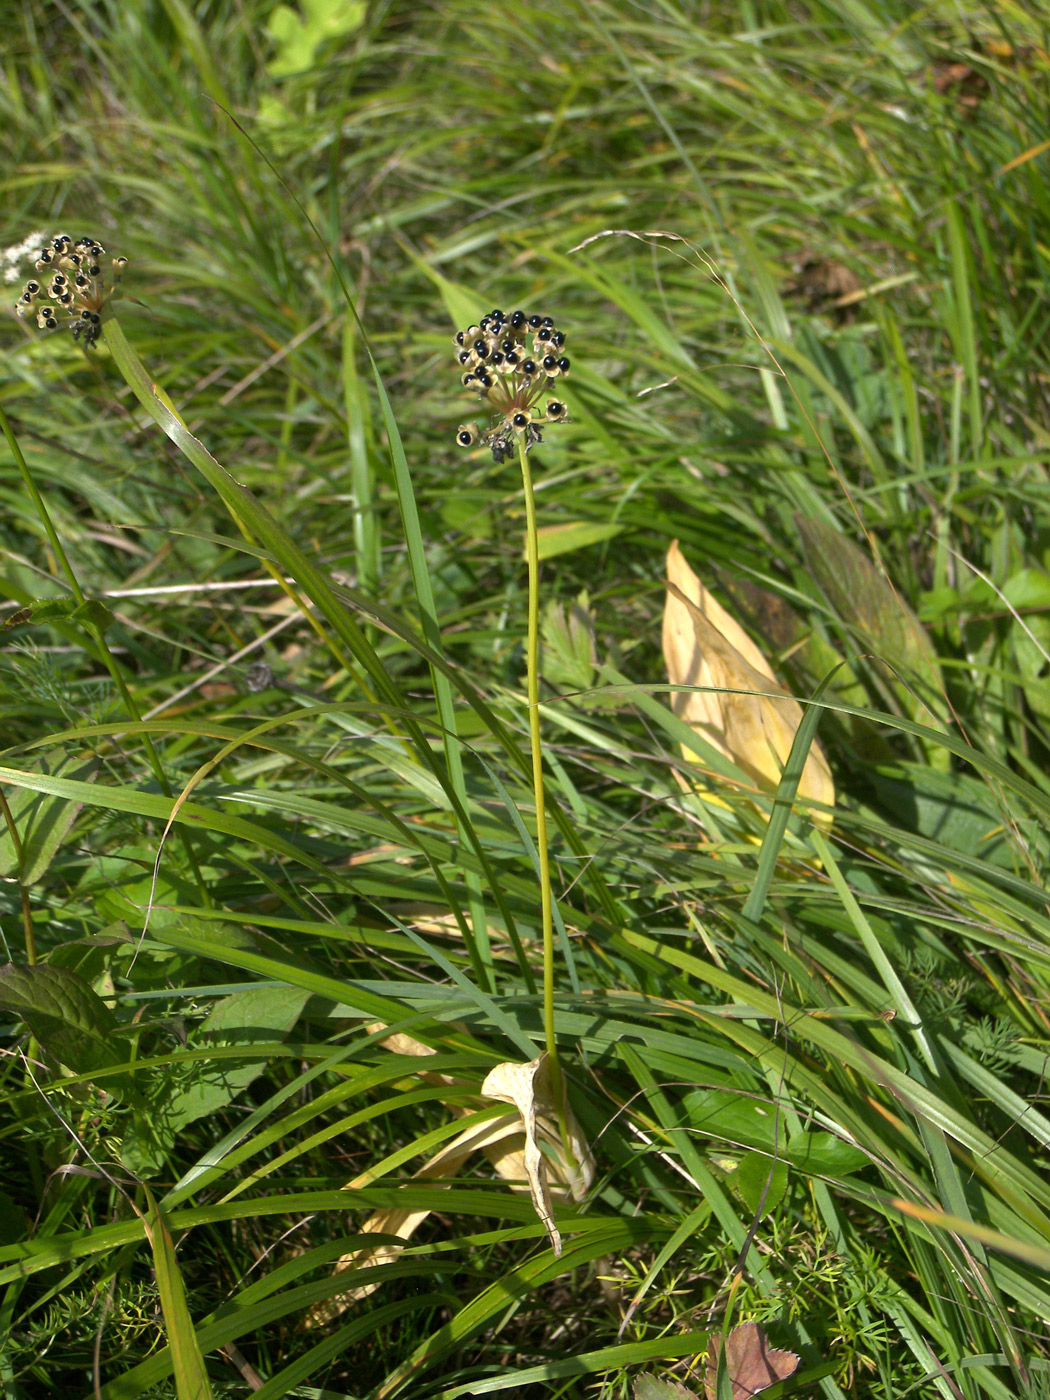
(557, 357), (570, 372)
(521, 359), (537, 375)
(527, 314), (542, 328)
(542, 355), (558, 371)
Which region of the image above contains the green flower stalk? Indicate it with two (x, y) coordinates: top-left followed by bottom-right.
(453, 307), (572, 1124)
(9, 235), (210, 910)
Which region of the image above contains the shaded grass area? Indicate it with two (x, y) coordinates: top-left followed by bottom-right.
(2, 1), (1050, 1397)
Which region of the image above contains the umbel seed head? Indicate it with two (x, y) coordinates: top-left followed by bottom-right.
(14, 235), (126, 349)
(453, 307), (571, 461)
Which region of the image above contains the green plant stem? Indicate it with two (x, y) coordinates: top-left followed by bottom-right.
(516, 436), (567, 1123)
(0, 788), (35, 963)
(0, 402), (212, 909)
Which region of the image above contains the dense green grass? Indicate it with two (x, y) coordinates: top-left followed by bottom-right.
(3, 1), (1050, 1397)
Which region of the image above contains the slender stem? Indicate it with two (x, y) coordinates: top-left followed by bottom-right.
(0, 788), (36, 962)
(516, 436), (566, 1118)
(0, 408), (85, 604)
(0, 403), (212, 908)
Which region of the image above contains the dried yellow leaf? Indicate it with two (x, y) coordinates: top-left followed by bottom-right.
(663, 540), (834, 820)
(305, 1039), (595, 1327)
(481, 1053), (596, 1257)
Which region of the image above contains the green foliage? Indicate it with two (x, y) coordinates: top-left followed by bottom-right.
(265, 0), (366, 78)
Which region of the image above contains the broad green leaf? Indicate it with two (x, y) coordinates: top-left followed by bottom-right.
(535, 520), (625, 559)
(796, 516), (941, 708)
(144, 1187), (215, 1400)
(868, 763), (1010, 865)
(0, 962), (119, 1078)
(682, 1088), (786, 1153)
(0, 754), (98, 883)
(265, 0), (365, 78)
(0, 596), (114, 633)
(732, 1155), (789, 1217)
(783, 1131), (869, 1177)
(1, 596), (78, 628)
(635, 1375), (696, 1400)
(71, 598), (116, 632)
(163, 984), (310, 1132)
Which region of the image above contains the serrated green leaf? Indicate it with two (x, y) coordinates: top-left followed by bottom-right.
(542, 595), (596, 691)
(0, 605), (33, 631)
(634, 1374), (696, 1400)
(9, 596), (80, 626)
(0, 963), (119, 1077)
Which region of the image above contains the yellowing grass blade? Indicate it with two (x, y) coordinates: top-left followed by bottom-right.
(143, 1187), (214, 1400)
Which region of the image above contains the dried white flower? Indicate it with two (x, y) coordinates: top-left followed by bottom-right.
(1, 231), (47, 283)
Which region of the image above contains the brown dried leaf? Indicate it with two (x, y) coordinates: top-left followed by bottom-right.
(705, 1322), (799, 1399)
